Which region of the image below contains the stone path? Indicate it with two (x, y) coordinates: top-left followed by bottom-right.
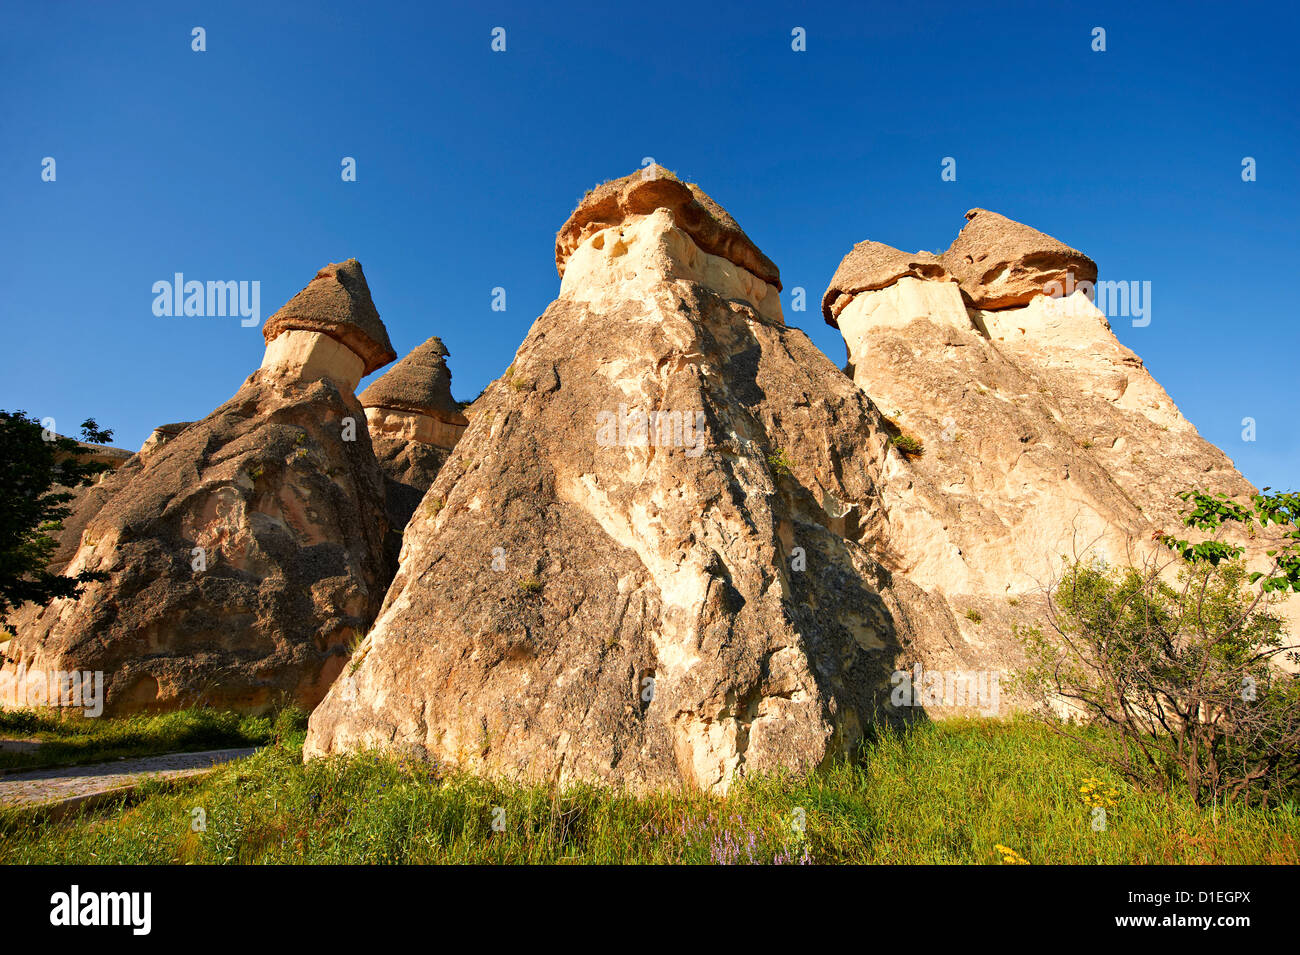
(0, 748), (257, 814)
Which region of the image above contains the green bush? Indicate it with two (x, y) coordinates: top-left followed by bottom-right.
(1018, 488), (1300, 807)
(889, 434), (924, 457)
(766, 449), (794, 479)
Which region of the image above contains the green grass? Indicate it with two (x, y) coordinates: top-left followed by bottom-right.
(0, 707), (275, 772)
(2, 716), (1295, 864)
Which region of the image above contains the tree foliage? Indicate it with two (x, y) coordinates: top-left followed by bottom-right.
(0, 410), (114, 634)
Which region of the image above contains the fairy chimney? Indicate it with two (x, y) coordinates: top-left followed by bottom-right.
(260, 258), (396, 392)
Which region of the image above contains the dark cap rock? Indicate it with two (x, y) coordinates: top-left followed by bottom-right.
(262, 259), (397, 375)
(941, 209), (1097, 309)
(359, 336), (467, 424)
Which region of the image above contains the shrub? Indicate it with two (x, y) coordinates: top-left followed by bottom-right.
(890, 434), (925, 457)
(766, 449), (794, 479)
(1018, 488), (1300, 806)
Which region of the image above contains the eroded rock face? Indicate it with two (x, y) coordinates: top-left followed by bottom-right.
(822, 241), (954, 327)
(41, 437), (138, 572)
(0, 263), (395, 715)
(139, 422), (193, 464)
(825, 224), (1283, 614)
(556, 165), (781, 291)
(305, 178), (982, 791)
(261, 329), (367, 393)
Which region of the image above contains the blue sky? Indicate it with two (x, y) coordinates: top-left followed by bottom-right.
(2, 0), (1296, 488)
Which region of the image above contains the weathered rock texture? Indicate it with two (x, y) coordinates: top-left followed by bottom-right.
(0, 262), (395, 715)
(40, 438), (138, 573)
(359, 336), (469, 569)
(557, 165), (781, 291)
(822, 242), (953, 327)
(824, 219), (1294, 638)
(138, 422), (193, 464)
(942, 208), (1097, 309)
(305, 173), (988, 792)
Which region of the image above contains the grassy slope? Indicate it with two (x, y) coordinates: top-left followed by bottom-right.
(2, 716), (1296, 864)
(0, 708), (273, 772)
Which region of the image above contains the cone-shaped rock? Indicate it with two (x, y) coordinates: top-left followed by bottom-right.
(305, 170), (975, 791)
(359, 336), (469, 569)
(942, 208), (1097, 309)
(0, 261), (395, 715)
(359, 336), (466, 428)
(262, 259), (396, 382)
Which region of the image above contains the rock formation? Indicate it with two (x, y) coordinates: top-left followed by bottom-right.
(823, 213), (1292, 634)
(0, 260), (394, 714)
(40, 437), (137, 573)
(260, 259), (396, 393)
(4, 174), (1285, 787)
(941, 208), (1097, 309)
(138, 421), (193, 464)
(305, 168), (977, 791)
(358, 336), (468, 568)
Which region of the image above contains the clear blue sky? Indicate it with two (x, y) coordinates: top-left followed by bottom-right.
(2, 0), (1296, 489)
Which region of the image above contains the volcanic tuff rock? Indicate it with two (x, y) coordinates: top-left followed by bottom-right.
(824, 218), (1295, 640)
(139, 421), (193, 463)
(5, 173), (1284, 779)
(942, 208), (1097, 309)
(305, 171), (986, 792)
(359, 336), (469, 569)
(0, 262), (395, 715)
(37, 437), (137, 575)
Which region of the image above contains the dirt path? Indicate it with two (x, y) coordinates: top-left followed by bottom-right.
(0, 748), (257, 811)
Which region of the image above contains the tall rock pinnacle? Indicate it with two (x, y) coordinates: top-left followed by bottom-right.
(305, 169), (973, 791)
